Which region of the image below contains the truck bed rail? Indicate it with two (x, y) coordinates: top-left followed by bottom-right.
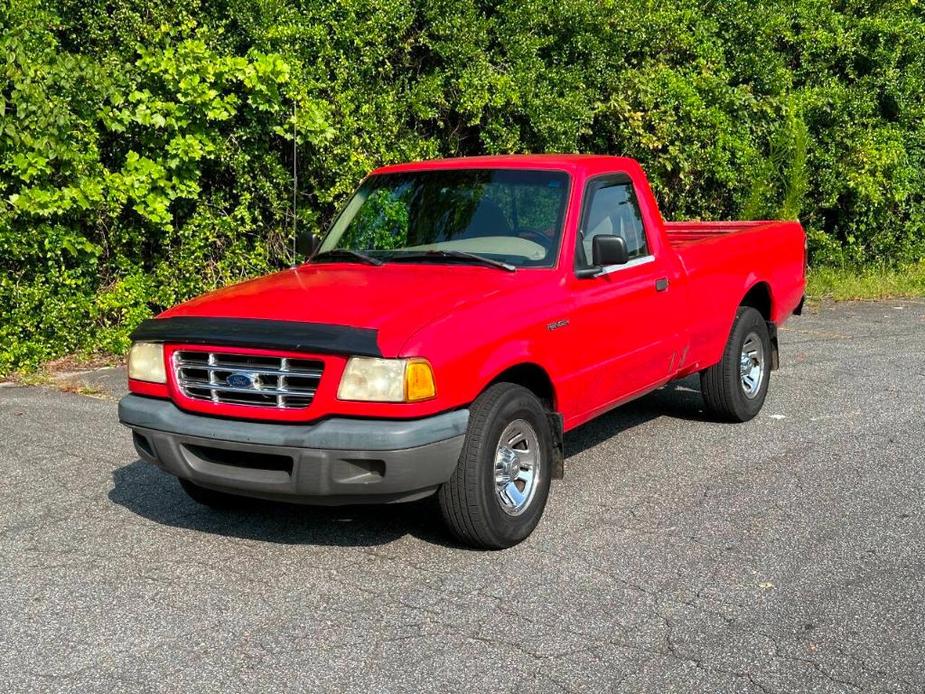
(664, 221), (778, 248)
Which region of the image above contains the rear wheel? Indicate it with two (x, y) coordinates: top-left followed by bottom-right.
(438, 383), (553, 549)
(700, 306), (771, 422)
(178, 477), (246, 510)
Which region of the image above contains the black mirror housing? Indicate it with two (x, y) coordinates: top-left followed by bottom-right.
(592, 235), (629, 267)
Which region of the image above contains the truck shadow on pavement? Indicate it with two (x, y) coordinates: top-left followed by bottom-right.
(564, 374), (709, 457)
(108, 462), (448, 548)
(108, 376), (707, 547)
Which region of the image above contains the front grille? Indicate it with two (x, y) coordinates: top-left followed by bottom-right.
(173, 350), (323, 409)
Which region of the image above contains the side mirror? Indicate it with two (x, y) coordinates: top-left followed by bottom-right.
(295, 232), (320, 261)
(592, 235), (628, 267)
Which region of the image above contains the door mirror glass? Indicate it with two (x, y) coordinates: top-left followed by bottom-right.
(592, 234), (628, 267)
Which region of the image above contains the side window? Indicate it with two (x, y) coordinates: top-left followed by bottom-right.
(576, 179), (649, 269)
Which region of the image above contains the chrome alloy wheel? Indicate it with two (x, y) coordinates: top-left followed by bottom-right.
(494, 419), (541, 516)
(739, 331), (765, 399)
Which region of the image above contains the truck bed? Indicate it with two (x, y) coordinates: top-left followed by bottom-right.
(662, 218), (806, 377)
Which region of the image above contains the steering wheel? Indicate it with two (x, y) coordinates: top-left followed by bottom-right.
(517, 229), (553, 252)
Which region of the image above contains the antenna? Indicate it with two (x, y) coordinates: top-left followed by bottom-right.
(291, 99), (298, 267)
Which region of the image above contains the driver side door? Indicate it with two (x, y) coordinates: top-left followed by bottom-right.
(567, 175), (681, 420)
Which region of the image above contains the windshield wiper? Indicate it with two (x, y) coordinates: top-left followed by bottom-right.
(310, 249), (383, 266)
(387, 250), (516, 272)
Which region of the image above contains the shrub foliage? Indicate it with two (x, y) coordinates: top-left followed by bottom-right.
(1, 0), (923, 372)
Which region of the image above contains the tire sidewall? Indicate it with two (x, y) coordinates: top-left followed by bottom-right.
(727, 308), (771, 420)
(471, 387), (553, 547)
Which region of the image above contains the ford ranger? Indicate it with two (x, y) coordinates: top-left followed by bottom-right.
(119, 155), (806, 549)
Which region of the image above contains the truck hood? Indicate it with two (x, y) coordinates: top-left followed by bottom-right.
(159, 262), (550, 356)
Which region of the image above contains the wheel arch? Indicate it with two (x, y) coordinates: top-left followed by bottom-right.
(486, 362), (557, 410)
(483, 361), (564, 480)
(738, 280), (779, 370)
(739, 280), (773, 321)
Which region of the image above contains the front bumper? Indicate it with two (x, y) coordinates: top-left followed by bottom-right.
(118, 395), (468, 505)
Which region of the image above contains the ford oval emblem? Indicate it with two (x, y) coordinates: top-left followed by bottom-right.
(226, 372), (254, 388)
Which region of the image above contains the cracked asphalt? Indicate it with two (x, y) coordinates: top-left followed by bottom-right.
(2, 300), (924, 693)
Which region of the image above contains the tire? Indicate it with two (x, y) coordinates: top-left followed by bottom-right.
(438, 383), (553, 550)
(178, 477), (246, 510)
(700, 306), (772, 422)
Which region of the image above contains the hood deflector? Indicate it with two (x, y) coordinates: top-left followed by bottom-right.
(130, 317), (382, 357)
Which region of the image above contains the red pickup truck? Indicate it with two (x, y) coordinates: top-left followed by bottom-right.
(119, 155), (805, 549)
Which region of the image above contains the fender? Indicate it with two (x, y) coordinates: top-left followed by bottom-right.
(475, 339), (538, 396)
(700, 275), (773, 367)
(475, 346), (565, 479)
(706, 278), (779, 372)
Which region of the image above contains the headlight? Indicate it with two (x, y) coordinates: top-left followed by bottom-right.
(127, 342), (167, 383)
(337, 357), (436, 402)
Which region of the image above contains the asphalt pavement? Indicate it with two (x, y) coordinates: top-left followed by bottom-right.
(1, 300), (924, 693)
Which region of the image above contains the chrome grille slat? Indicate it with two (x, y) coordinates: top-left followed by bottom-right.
(177, 381), (318, 397)
(173, 350), (323, 410)
(174, 361), (322, 378)
(176, 371), (317, 392)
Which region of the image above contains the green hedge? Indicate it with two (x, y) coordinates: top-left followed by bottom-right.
(2, 0), (924, 373)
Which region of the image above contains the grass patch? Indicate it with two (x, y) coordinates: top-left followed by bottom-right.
(9, 370), (55, 387)
(808, 262), (925, 300)
(3, 352), (122, 400)
(3, 352), (121, 383)
(57, 380), (107, 398)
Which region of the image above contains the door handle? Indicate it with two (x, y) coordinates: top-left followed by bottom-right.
(655, 278), (669, 292)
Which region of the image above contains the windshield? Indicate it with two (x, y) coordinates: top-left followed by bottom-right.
(316, 169), (570, 268)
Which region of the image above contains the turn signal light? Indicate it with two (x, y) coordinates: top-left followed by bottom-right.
(405, 359), (436, 401)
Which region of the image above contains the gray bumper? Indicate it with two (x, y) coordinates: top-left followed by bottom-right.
(118, 395), (468, 505)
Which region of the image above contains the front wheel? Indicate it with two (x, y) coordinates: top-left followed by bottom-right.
(700, 306), (772, 422)
(438, 383), (553, 549)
